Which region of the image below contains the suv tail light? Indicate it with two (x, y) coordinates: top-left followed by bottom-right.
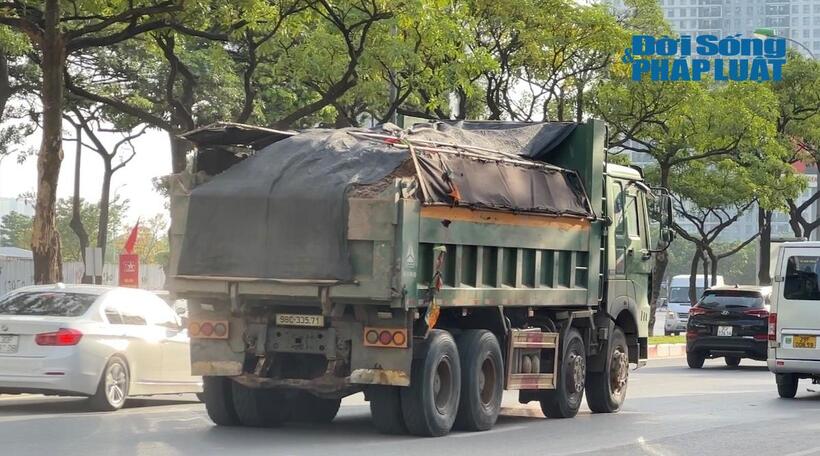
(768, 313), (777, 341)
(743, 308), (769, 319)
(35, 328), (83, 346)
(689, 306), (709, 316)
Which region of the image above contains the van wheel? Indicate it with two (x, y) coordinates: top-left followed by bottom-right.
(291, 393), (341, 423)
(687, 351), (705, 369)
(454, 330), (504, 431)
(724, 356), (741, 368)
(401, 329), (461, 437)
(776, 374), (799, 399)
(540, 328), (585, 419)
(202, 377), (239, 426)
(231, 382), (290, 427)
(586, 327), (629, 413)
(89, 356), (129, 411)
(369, 386), (407, 434)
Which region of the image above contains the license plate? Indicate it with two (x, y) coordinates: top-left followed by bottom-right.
(276, 314), (324, 328)
(0, 335), (19, 354)
(717, 326), (733, 337)
(793, 335), (817, 349)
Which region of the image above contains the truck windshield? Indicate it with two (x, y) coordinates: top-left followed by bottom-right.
(697, 291), (764, 310)
(0, 292), (97, 317)
(668, 286), (705, 303)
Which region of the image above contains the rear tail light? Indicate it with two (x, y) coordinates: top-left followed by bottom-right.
(689, 306), (709, 316)
(743, 308), (769, 319)
(686, 330), (698, 339)
(363, 327), (408, 348)
(35, 328), (83, 346)
(189, 320), (229, 339)
(768, 313), (777, 341)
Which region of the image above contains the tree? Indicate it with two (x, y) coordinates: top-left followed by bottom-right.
(594, 78), (795, 332)
(0, 0), (182, 283)
(54, 197), (128, 263)
(0, 210), (31, 248)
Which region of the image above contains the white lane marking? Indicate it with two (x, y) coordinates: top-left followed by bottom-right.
(451, 424), (528, 438)
(784, 447), (820, 456)
(636, 436), (668, 456)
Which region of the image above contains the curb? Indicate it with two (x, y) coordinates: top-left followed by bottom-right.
(648, 343), (686, 359)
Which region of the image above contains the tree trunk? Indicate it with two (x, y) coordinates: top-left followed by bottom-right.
(688, 247), (701, 306)
(97, 161), (112, 283)
(575, 81), (584, 123)
(647, 165), (671, 334)
(68, 127), (90, 283)
(757, 207), (772, 286)
(31, 0), (65, 284)
(707, 249), (719, 286)
(169, 133), (189, 174)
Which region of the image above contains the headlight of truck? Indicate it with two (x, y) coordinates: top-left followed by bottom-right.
(666, 311), (676, 320)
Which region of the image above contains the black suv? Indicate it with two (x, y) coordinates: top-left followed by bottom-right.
(686, 286), (771, 369)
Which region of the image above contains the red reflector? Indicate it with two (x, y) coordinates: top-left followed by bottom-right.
(365, 330), (379, 344)
(754, 334), (768, 341)
(200, 322), (214, 337)
(768, 313), (777, 341)
(776, 360), (784, 366)
(686, 330), (698, 339)
(392, 331), (406, 346)
(379, 330), (392, 345)
(213, 323), (227, 337)
(35, 328), (83, 346)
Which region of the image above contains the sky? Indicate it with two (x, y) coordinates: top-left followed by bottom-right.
(0, 126), (172, 225)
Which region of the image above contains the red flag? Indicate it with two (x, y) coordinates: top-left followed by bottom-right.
(123, 218), (140, 254)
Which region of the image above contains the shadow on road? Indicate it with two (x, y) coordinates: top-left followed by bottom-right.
(0, 396), (199, 415)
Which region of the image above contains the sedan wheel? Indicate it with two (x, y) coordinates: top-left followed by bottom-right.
(90, 356), (129, 411)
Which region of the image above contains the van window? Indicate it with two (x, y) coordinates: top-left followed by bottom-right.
(784, 255), (820, 301)
(669, 286), (705, 303)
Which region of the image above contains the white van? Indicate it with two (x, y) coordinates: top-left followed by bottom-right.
(664, 274), (724, 335)
(768, 242), (820, 398)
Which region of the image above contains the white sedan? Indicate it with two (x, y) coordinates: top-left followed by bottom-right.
(0, 284), (201, 410)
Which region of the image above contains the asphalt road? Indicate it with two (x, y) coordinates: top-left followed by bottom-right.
(1, 358), (819, 456)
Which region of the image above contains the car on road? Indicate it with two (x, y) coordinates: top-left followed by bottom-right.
(664, 274), (724, 336)
(0, 284), (201, 410)
(685, 285), (771, 369)
(768, 242), (820, 398)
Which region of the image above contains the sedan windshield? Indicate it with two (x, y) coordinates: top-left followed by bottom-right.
(0, 292), (97, 317)
(697, 291), (763, 310)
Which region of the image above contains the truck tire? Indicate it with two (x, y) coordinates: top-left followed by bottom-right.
(724, 356), (741, 367)
(776, 373), (799, 399)
(687, 350), (705, 369)
(291, 393), (341, 423)
(202, 376), (239, 426)
(585, 327), (628, 414)
(369, 386), (407, 434)
(454, 330), (503, 431)
(231, 382), (290, 427)
(540, 328), (585, 419)
(401, 329), (461, 437)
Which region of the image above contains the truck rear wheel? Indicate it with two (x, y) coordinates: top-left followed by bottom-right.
(291, 393), (341, 423)
(454, 330), (503, 431)
(401, 329), (461, 437)
(231, 382), (290, 427)
(585, 327), (628, 413)
(540, 328), (585, 419)
(202, 376), (239, 426)
(369, 386), (407, 434)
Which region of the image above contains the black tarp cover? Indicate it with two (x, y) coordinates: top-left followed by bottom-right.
(177, 122), (591, 281)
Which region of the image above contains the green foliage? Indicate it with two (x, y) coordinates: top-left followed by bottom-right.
(0, 210), (30, 248)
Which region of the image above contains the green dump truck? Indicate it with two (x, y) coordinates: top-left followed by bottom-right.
(167, 119), (672, 437)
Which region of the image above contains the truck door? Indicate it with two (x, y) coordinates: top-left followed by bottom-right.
(608, 180), (650, 320)
(774, 247), (820, 361)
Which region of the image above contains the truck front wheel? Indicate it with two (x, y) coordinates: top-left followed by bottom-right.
(231, 382), (290, 427)
(585, 327), (629, 413)
(454, 330), (503, 431)
(540, 328), (585, 419)
(401, 329), (461, 437)
(202, 376), (239, 426)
